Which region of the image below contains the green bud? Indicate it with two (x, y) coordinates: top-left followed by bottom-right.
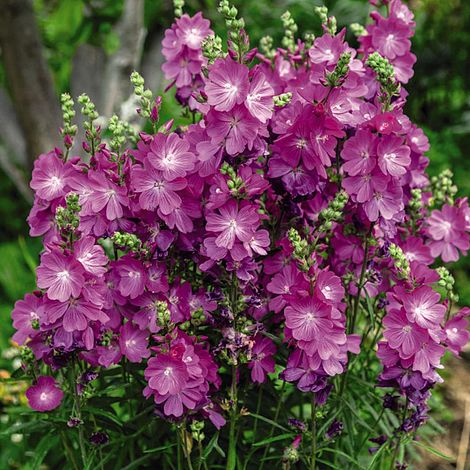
(273, 92), (292, 107)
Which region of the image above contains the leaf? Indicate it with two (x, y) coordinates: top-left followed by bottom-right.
(30, 432), (59, 468)
(203, 431), (219, 459)
(366, 442), (389, 470)
(412, 440), (455, 461)
(319, 447), (361, 468)
(143, 443), (177, 454)
(253, 432), (293, 447)
(249, 413), (289, 432)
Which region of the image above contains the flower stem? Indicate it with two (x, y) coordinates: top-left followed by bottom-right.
(259, 381), (285, 470)
(310, 395), (317, 470)
(226, 364), (238, 470)
(70, 365), (87, 468)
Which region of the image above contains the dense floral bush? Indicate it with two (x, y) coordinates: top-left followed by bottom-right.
(9, 0), (470, 468)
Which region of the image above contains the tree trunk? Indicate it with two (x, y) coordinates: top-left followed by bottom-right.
(0, 0), (61, 168)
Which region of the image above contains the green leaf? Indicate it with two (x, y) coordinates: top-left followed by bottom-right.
(203, 431), (220, 459)
(143, 443), (177, 454)
(319, 447), (361, 468)
(253, 432), (293, 447)
(249, 413), (289, 432)
(30, 431), (59, 468)
(412, 440), (455, 461)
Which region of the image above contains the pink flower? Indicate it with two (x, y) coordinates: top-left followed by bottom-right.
(30, 153), (73, 201)
(206, 105), (261, 156)
(245, 70), (274, 123)
(132, 164), (187, 214)
(341, 129), (377, 176)
(205, 200), (259, 249)
(371, 18), (412, 60)
(37, 251), (84, 302)
(377, 135), (411, 177)
(445, 310), (470, 356)
(285, 297), (333, 342)
(175, 12), (212, 50)
(309, 34), (347, 65)
(248, 335), (276, 383)
(115, 256), (146, 299)
(145, 354), (189, 395)
(148, 133), (195, 181)
(205, 58), (249, 111)
(88, 172), (129, 221)
(383, 309), (428, 357)
(426, 204), (470, 262)
(46, 297), (109, 332)
(74, 236), (108, 276)
(26, 376), (63, 412)
(12, 293), (44, 344)
(119, 322), (150, 363)
(402, 286), (446, 330)
(363, 177), (403, 221)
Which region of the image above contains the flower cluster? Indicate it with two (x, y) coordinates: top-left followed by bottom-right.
(10, 1), (470, 466)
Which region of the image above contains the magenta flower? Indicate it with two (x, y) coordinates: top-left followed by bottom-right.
(145, 354), (189, 395)
(115, 256), (146, 299)
(371, 18), (412, 60)
(377, 135), (411, 177)
(245, 69), (274, 123)
(248, 335), (276, 383)
(88, 172), (129, 220)
(426, 204), (469, 262)
(132, 164), (187, 213)
(363, 177), (403, 221)
(383, 309), (428, 357)
(309, 34), (347, 65)
(148, 133), (195, 181)
(119, 322), (150, 363)
(402, 286), (446, 330)
(445, 310), (470, 356)
(285, 297), (333, 342)
(205, 200), (259, 249)
(26, 376), (64, 412)
(30, 152), (73, 201)
(37, 251), (84, 302)
(11, 293), (44, 344)
(74, 236), (108, 276)
(175, 12), (212, 50)
(205, 58), (249, 111)
(46, 297), (109, 332)
(206, 105), (261, 156)
(341, 129), (377, 176)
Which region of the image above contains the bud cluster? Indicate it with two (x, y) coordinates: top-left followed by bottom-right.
(430, 169), (457, 206)
(281, 11), (298, 52)
(389, 243), (410, 279)
(318, 191), (349, 233)
(324, 52), (351, 88)
(366, 52), (400, 111)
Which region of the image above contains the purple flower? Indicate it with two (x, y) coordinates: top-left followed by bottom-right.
(377, 135), (411, 177)
(402, 286), (446, 330)
(205, 200), (259, 249)
(426, 204), (469, 262)
(30, 152), (73, 201)
(285, 297), (333, 342)
(205, 58), (249, 111)
(115, 256), (146, 299)
(132, 164), (187, 213)
(37, 251), (84, 302)
(26, 376), (64, 412)
(341, 129), (377, 176)
(248, 335), (276, 383)
(12, 293), (44, 344)
(119, 322), (150, 363)
(148, 133), (195, 181)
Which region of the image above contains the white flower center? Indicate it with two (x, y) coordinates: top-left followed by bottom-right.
(56, 270), (70, 281)
(163, 367), (172, 376)
(39, 392), (49, 401)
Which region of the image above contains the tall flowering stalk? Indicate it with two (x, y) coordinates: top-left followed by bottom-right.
(8, 0), (470, 468)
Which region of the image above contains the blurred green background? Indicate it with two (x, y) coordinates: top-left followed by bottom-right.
(0, 0), (469, 389)
(0, 0), (468, 467)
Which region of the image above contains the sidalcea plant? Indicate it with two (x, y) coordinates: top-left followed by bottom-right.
(9, 0), (470, 468)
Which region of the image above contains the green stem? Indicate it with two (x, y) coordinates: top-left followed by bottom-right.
(60, 430), (80, 470)
(177, 430), (183, 470)
(226, 364), (239, 470)
(310, 395), (317, 470)
(259, 382), (286, 470)
(252, 386), (263, 443)
(70, 364), (87, 467)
